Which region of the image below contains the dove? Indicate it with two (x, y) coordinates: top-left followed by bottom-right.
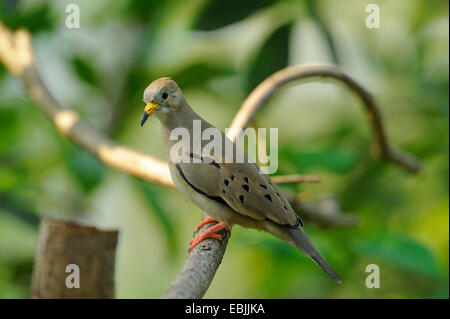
(140, 77), (342, 283)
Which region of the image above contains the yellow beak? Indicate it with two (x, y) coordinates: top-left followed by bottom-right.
(140, 103), (158, 127)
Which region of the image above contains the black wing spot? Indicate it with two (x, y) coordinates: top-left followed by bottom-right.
(230, 175), (234, 181)
(264, 194), (272, 202)
(224, 179), (229, 186)
(276, 192), (280, 197)
(283, 205), (287, 210)
(259, 184), (267, 189)
(239, 195), (244, 203)
(242, 184), (249, 192)
(244, 177), (249, 183)
(222, 189), (226, 193)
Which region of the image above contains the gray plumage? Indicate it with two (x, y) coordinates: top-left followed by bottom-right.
(141, 77), (342, 284)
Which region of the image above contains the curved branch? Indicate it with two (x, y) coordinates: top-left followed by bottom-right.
(227, 64), (421, 173)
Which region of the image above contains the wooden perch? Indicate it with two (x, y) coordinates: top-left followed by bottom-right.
(161, 214), (231, 299)
(31, 219), (119, 298)
(0, 22), (419, 299)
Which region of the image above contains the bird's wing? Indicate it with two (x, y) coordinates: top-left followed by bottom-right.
(176, 153), (299, 226)
(217, 161), (299, 226)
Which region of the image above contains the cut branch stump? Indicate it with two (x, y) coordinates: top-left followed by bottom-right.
(31, 219), (119, 299)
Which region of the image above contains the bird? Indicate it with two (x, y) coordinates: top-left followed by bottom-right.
(140, 77), (342, 284)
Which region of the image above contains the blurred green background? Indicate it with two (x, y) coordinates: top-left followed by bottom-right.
(0, 0), (448, 298)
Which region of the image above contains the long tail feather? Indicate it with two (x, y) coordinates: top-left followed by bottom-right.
(287, 227), (342, 284)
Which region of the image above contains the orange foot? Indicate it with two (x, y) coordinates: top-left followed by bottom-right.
(189, 219), (230, 255)
(193, 216), (219, 236)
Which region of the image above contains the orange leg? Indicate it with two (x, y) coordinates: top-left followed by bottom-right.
(194, 216), (219, 234)
(189, 221), (229, 255)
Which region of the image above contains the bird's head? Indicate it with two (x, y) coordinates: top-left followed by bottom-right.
(140, 77), (184, 126)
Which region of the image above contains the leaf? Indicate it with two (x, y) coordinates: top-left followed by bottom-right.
(194, 0), (276, 31)
(171, 63), (235, 89)
(0, 2), (55, 33)
(65, 145), (105, 192)
(303, 0), (339, 63)
(70, 56), (100, 86)
(0, 108), (18, 152)
(124, 0), (162, 22)
(354, 233), (444, 281)
(246, 23), (291, 93)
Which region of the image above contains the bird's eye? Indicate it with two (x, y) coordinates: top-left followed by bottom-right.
(162, 92), (168, 100)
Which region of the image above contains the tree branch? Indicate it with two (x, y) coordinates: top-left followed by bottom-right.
(161, 214), (231, 299)
(285, 194), (359, 228)
(227, 64), (421, 173)
(0, 24), (174, 188)
(272, 174), (321, 184)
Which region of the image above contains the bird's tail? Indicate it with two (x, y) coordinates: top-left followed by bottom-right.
(287, 226), (342, 284)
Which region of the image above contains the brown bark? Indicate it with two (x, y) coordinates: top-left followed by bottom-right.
(31, 219), (119, 299)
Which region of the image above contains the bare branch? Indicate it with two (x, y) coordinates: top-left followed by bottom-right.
(227, 64), (421, 173)
(0, 24), (174, 188)
(272, 174), (321, 184)
(285, 194), (359, 228)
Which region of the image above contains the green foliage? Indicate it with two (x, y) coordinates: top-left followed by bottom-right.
(246, 23), (291, 93)
(70, 55), (100, 87)
(124, 0), (164, 22)
(0, 260), (32, 298)
(172, 63), (236, 89)
(195, 0), (275, 30)
(0, 2), (55, 33)
(65, 145), (105, 193)
(281, 147), (358, 173)
(0, 108), (18, 152)
(355, 233), (444, 280)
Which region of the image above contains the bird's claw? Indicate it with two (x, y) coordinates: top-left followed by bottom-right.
(192, 216), (219, 237)
(188, 221), (229, 255)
